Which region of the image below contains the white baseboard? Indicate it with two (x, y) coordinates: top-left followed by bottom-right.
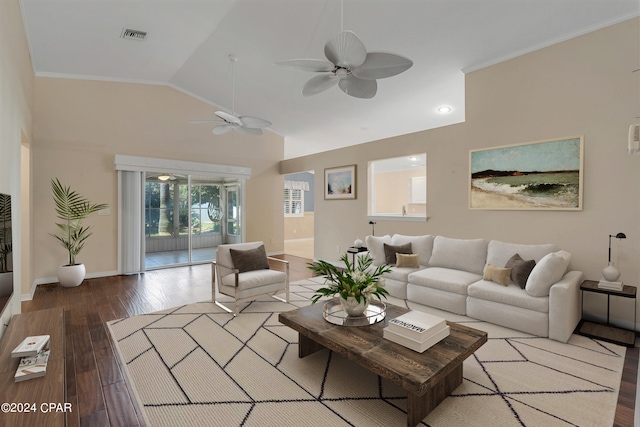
(24, 270), (120, 301)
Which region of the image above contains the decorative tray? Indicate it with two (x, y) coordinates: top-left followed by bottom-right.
(323, 299), (387, 326)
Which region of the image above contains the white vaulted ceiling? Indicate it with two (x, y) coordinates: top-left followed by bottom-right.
(20, 0), (639, 159)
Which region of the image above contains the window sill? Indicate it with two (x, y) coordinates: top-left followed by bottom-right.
(367, 215), (428, 222)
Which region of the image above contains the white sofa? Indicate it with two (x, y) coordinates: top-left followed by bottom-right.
(365, 234), (583, 343)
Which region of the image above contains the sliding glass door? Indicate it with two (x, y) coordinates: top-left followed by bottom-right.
(144, 174), (240, 269)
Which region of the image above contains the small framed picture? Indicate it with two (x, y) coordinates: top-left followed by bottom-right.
(324, 164), (356, 200)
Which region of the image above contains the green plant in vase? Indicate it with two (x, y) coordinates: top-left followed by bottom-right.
(50, 178), (107, 287)
(308, 253), (391, 316)
(0, 193), (11, 274)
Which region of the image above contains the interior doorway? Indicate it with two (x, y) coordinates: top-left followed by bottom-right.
(283, 171), (314, 260)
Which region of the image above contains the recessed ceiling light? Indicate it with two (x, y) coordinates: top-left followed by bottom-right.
(437, 105), (452, 114)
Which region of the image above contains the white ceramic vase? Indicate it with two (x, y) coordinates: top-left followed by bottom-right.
(602, 262), (621, 282)
(58, 264), (86, 287)
(340, 296), (369, 317)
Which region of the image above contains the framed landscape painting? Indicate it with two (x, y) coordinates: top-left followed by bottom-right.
(469, 136), (583, 210)
(325, 164), (356, 200)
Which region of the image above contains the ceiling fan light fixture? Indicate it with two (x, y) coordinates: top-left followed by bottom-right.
(188, 56), (271, 135)
(158, 175), (171, 181)
(274, 1), (412, 100)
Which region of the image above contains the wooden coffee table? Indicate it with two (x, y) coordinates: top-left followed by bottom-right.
(279, 302), (487, 427)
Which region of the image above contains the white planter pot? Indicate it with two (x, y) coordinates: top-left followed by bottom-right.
(339, 296), (369, 317)
(58, 264), (86, 287)
(0, 271), (13, 297)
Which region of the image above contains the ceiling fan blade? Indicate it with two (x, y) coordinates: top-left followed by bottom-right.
(324, 30), (367, 69)
(338, 75), (377, 99)
(212, 125), (233, 135)
(188, 119), (225, 124)
(236, 126), (263, 136)
(214, 111), (242, 125)
(351, 52), (413, 80)
(302, 74), (339, 96)
(239, 116), (272, 129)
(274, 59), (334, 72)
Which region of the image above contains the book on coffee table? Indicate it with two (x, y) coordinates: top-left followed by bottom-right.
(14, 349), (50, 382)
(11, 335), (50, 358)
(384, 324), (450, 352)
(386, 311), (446, 339)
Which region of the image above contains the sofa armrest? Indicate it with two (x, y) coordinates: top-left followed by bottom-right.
(548, 270), (584, 342)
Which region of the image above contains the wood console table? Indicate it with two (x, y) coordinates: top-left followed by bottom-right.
(0, 308), (66, 426)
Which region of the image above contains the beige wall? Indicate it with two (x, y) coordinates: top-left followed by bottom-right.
(282, 18), (640, 326)
(284, 212), (314, 240)
(32, 78), (284, 284)
(0, 0), (34, 321)
(373, 169), (426, 215)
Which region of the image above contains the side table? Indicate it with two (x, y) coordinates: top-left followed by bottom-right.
(346, 246), (368, 264)
(577, 280), (637, 347)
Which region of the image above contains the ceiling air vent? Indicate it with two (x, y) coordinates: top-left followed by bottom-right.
(120, 28), (147, 41)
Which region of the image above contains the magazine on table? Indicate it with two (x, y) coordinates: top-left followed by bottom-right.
(386, 311), (446, 338)
(11, 335), (50, 358)
(14, 349), (50, 382)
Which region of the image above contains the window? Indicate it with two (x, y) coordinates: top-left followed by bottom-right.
(367, 153), (427, 221)
(145, 181), (222, 237)
(284, 188), (304, 217)
(190, 184), (221, 234)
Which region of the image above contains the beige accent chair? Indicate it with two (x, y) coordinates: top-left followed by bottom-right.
(212, 241), (289, 315)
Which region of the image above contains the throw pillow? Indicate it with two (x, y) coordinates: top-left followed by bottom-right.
(383, 242), (412, 265)
(396, 253), (420, 268)
(365, 235), (392, 266)
(525, 250), (572, 297)
(229, 245), (270, 273)
(483, 264), (512, 286)
(505, 253), (536, 289)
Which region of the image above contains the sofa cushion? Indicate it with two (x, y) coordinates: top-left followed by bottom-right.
(483, 264), (512, 286)
(468, 280), (549, 313)
(486, 240), (559, 268)
(505, 254), (536, 289)
(408, 267), (482, 296)
(525, 250), (572, 297)
(428, 236), (488, 275)
(365, 235), (392, 266)
(396, 253), (420, 268)
(229, 244), (270, 273)
(391, 234), (434, 266)
(384, 242), (412, 265)
(381, 266), (422, 284)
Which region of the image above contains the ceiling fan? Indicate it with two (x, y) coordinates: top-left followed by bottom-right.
(275, 2), (413, 99)
(189, 56), (271, 135)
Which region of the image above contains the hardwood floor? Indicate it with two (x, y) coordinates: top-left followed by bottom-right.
(20, 255), (637, 426)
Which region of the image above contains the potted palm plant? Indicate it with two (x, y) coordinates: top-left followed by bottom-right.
(0, 193), (12, 296)
(50, 178), (107, 287)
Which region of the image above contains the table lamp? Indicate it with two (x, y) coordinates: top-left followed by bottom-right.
(602, 232), (626, 282)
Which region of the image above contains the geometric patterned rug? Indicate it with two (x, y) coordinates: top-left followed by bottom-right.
(107, 278), (626, 427)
